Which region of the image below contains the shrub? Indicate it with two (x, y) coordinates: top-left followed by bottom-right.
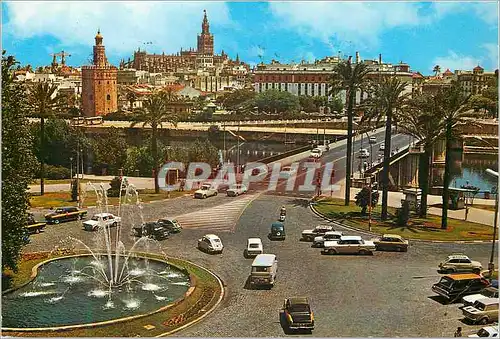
(396, 200), (410, 226)
(107, 176), (128, 197)
(39, 165), (71, 180)
(354, 186), (379, 215)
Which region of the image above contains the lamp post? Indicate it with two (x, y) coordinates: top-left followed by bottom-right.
(368, 175), (373, 232)
(486, 168), (498, 276)
(70, 157), (73, 190)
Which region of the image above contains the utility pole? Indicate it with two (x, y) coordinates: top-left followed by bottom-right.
(486, 168), (498, 276)
(76, 142), (80, 208)
(237, 121), (240, 175)
(223, 121), (226, 163)
(368, 175), (373, 232)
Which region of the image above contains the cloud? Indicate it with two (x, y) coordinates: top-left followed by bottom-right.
(3, 1), (232, 58)
(432, 44), (499, 72)
(268, 2), (426, 49)
(431, 1), (498, 25)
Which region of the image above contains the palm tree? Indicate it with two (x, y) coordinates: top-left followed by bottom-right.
(329, 57), (370, 206)
(27, 81), (66, 195)
(433, 65), (441, 77)
(361, 76), (411, 220)
(435, 82), (474, 229)
(131, 90), (180, 193)
(399, 93), (444, 218)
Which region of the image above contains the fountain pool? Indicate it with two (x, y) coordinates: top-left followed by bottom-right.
(2, 255), (190, 328)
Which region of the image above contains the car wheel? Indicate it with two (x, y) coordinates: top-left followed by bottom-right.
(359, 249), (368, 255)
(54, 219), (60, 225)
(473, 268), (481, 274)
(79, 215), (84, 220)
(203, 195), (207, 199)
(328, 249), (337, 255)
(113, 222), (117, 228)
(479, 317), (489, 325)
(214, 192), (218, 196)
(446, 268), (455, 274)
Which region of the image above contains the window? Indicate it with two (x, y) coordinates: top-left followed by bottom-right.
(106, 94), (111, 100)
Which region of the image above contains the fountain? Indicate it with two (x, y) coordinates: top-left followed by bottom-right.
(2, 178), (191, 329)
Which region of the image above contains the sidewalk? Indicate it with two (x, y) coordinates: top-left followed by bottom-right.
(327, 179), (496, 227)
(29, 175), (154, 193)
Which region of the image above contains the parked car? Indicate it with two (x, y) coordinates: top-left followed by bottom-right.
(133, 221), (170, 240)
(250, 254), (278, 288)
(374, 234), (409, 252)
(245, 238), (263, 257)
(468, 326), (499, 337)
(282, 297), (315, 331)
(83, 213), (121, 231)
(432, 273), (491, 302)
(463, 287), (499, 307)
(312, 231), (343, 248)
(358, 149), (370, 158)
(226, 184), (248, 197)
(197, 234), (223, 254)
(279, 214), (286, 222)
(379, 143), (385, 151)
(270, 222), (286, 240)
(26, 213), (47, 234)
(321, 235), (375, 255)
(462, 298), (499, 324)
(157, 218), (182, 233)
(45, 206), (87, 224)
(301, 225), (334, 242)
(438, 254), (483, 274)
(194, 183), (218, 199)
(310, 148), (323, 159)
(369, 136), (377, 144)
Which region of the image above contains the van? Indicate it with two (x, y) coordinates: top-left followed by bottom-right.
(462, 298), (499, 324)
(250, 254), (278, 288)
(432, 273), (490, 302)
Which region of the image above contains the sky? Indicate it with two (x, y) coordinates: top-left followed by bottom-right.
(2, 1), (499, 75)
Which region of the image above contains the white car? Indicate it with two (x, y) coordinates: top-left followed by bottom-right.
(321, 235), (376, 255)
(194, 183), (218, 199)
(83, 213), (121, 231)
(379, 143), (385, 151)
(369, 136), (377, 144)
(312, 231), (343, 248)
(197, 234), (223, 254)
(462, 287), (499, 307)
(245, 238), (263, 257)
(310, 148), (323, 158)
(226, 184), (248, 197)
(469, 326), (499, 337)
(358, 149), (370, 158)
(301, 225), (334, 241)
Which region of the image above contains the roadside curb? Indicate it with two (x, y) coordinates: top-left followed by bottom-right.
(309, 200), (497, 245)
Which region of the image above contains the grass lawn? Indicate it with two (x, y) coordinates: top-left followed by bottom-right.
(314, 197), (497, 241)
(31, 179), (111, 185)
(30, 190), (191, 209)
(2, 251), (222, 337)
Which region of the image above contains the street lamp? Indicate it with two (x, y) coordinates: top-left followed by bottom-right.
(486, 168), (498, 276)
(70, 157), (73, 189)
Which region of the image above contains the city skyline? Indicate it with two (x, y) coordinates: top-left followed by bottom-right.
(2, 1), (499, 73)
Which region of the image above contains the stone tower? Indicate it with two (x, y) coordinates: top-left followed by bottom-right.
(197, 10), (214, 55)
(82, 30), (118, 117)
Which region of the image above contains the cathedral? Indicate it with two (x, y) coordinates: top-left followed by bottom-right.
(121, 10), (241, 73)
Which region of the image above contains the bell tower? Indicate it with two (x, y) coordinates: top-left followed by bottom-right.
(197, 10), (214, 55)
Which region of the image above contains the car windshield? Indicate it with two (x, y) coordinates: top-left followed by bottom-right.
(438, 277), (454, 288)
(249, 244), (260, 248)
(289, 303), (310, 313)
(55, 209), (65, 213)
(253, 266), (269, 272)
(201, 186), (210, 190)
(212, 238), (221, 243)
(311, 149), (320, 153)
(477, 329), (492, 337)
(91, 216), (101, 221)
(473, 301), (486, 310)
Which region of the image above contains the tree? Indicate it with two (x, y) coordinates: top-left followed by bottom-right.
(91, 127), (128, 175)
(27, 81), (66, 195)
(329, 58), (370, 206)
(131, 90), (180, 193)
(436, 82), (475, 229)
(328, 96), (344, 115)
(252, 89), (300, 115)
(362, 76), (411, 220)
(2, 51), (38, 272)
(432, 65), (441, 77)
(355, 186), (379, 215)
(220, 89), (256, 111)
(126, 91), (137, 110)
(299, 95), (317, 113)
(399, 93), (444, 217)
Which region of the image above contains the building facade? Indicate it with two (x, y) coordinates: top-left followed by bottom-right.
(253, 53), (413, 105)
(82, 30), (118, 117)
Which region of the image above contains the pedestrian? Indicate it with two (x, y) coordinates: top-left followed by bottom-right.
(454, 327), (462, 337)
